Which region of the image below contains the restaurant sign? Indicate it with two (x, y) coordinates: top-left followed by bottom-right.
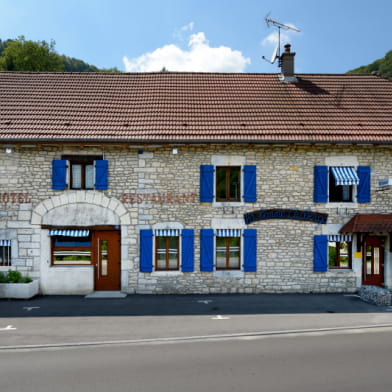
(244, 208), (328, 225)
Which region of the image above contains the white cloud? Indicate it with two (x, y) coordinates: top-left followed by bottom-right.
(123, 31), (251, 72)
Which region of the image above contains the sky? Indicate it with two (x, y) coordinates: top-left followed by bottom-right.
(1, 0), (392, 74)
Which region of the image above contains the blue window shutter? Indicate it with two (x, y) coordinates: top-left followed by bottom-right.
(243, 165), (257, 202)
(200, 165), (214, 202)
(243, 229), (257, 271)
(314, 235), (328, 272)
(314, 166), (328, 202)
(140, 229), (153, 272)
(95, 160), (108, 190)
(52, 160), (67, 190)
(357, 166), (371, 203)
(200, 229), (214, 271)
(181, 229), (194, 272)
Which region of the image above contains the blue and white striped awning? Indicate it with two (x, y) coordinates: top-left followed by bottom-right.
(49, 229), (90, 237)
(216, 229), (241, 237)
(331, 167), (360, 186)
(328, 235), (352, 242)
(0, 240), (11, 246)
(155, 229), (180, 237)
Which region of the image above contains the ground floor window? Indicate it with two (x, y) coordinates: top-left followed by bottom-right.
(155, 236), (179, 270)
(328, 239), (352, 269)
(50, 230), (92, 265)
(216, 236), (241, 270)
(0, 240), (11, 266)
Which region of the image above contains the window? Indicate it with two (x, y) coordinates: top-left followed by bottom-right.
(200, 165), (256, 203)
(155, 236), (179, 270)
(314, 166), (371, 203)
(0, 240), (11, 266)
(51, 231), (92, 265)
(139, 229), (194, 273)
(200, 229), (257, 272)
(52, 156), (108, 191)
(70, 160), (94, 190)
(216, 236), (241, 270)
(314, 235), (352, 272)
(216, 166), (241, 202)
(328, 168), (356, 202)
(328, 240), (352, 269)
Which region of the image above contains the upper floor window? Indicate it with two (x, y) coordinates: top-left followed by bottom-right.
(52, 156), (108, 191)
(314, 165), (371, 203)
(328, 169), (354, 202)
(200, 165), (256, 203)
(216, 166), (241, 202)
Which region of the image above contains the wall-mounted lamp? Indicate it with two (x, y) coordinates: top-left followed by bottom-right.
(5, 148), (12, 154)
(172, 148), (178, 155)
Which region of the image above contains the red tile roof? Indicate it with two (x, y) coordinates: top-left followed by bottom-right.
(1, 72), (392, 143)
(340, 214), (392, 233)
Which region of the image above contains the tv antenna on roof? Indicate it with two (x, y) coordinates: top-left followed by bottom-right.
(262, 13), (300, 64)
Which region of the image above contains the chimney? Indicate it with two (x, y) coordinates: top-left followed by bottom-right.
(279, 44), (297, 82)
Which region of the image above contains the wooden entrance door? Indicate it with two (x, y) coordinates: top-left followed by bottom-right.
(362, 237), (384, 287)
(93, 230), (121, 291)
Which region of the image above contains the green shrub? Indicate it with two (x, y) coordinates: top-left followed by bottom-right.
(0, 270), (32, 283)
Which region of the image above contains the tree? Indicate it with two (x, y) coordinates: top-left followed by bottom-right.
(348, 50), (392, 78)
(0, 36), (65, 71)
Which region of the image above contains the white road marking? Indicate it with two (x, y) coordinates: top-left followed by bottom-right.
(211, 315), (230, 320)
(197, 300), (212, 305)
(0, 325), (16, 331)
(23, 307), (40, 311)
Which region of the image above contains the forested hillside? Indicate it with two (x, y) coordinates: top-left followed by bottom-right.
(347, 49), (392, 78)
(0, 37), (119, 72)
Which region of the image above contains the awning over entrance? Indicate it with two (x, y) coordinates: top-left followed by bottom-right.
(0, 240), (11, 246)
(340, 214), (392, 233)
(331, 167), (360, 186)
(49, 229), (90, 237)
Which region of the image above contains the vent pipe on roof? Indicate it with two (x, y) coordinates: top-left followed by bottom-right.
(279, 44), (297, 83)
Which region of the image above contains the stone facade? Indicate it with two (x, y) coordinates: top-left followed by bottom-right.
(1, 143), (392, 294)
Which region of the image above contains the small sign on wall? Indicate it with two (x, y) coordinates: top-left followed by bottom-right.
(354, 252), (362, 258)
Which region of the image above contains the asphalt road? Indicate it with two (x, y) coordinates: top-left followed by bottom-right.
(1, 293), (392, 348)
(2, 326), (392, 392)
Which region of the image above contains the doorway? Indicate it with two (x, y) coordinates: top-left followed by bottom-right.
(93, 230), (121, 291)
(362, 236), (384, 287)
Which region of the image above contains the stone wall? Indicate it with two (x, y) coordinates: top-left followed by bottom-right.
(1, 144), (392, 293)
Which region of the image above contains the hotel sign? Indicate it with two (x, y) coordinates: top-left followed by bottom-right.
(244, 208), (328, 225)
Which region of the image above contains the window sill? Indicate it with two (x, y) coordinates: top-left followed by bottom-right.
(328, 268), (354, 272)
(213, 270), (244, 279)
(152, 271), (184, 277)
(325, 202), (358, 209)
(213, 201), (244, 208)
(51, 264), (94, 268)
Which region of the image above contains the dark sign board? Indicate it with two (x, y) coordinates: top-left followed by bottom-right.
(244, 209), (328, 225)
